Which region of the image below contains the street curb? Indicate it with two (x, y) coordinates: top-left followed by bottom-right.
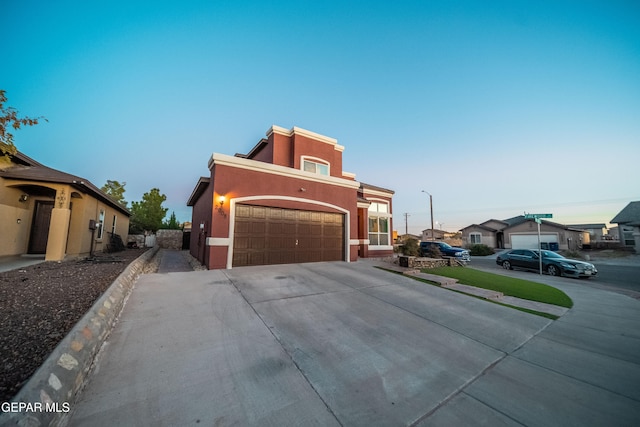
(0, 246), (159, 427)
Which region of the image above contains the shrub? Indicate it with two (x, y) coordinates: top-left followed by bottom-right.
(400, 237), (420, 256)
(423, 245), (442, 258)
(561, 249), (585, 260)
(468, 244), (494, 256)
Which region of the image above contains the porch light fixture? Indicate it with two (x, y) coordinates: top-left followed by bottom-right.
(217, 195), (227, 218)
(18, 194), (28, 203)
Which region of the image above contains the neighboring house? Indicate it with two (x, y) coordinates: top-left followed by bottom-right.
(0, 151), (130, 261)
(421, 229), (459, 242)
(611, 201), (640, 250)
(396, 233), (421, 243)
(461, 216), (588, 250)
(187, 125), (394, 270)
(567, 223), (608, 245)
(607, 226), (620, 240)
(460, 221), (505, 248)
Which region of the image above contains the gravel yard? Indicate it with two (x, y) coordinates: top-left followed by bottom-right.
(0, 248), (150, 402)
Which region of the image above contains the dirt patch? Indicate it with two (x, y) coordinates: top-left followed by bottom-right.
(0, 248), (149, 402)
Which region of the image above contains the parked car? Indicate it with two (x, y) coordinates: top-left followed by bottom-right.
(496, 249), (597, 278)
(420, 241), (471, 262)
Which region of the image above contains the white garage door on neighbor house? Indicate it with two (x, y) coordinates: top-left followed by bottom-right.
(510, 234), (558, 249)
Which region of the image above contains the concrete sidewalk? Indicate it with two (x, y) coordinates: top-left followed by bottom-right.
(155, 249), (195, 273)
(0, 254), (45, 273)
(67, 260), (640, 426)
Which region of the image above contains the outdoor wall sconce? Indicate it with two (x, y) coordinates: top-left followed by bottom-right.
(217, 195), (227, 218)
(18, 194), (28, 203)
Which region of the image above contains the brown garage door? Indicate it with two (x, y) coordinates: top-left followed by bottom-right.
(233, 204), (344, 267)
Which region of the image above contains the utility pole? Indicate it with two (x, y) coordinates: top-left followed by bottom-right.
(403, 213), (410, 235)
(422, 190), (434, 241)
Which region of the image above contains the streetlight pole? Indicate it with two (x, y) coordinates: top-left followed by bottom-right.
(421, 190), (434, 241)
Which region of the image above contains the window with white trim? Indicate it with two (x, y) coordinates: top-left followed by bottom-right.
(302, 158), (329, 176)
(111, 215), (117, 235)
(470, 232), (482, 244)
(368, 202), (391, 246)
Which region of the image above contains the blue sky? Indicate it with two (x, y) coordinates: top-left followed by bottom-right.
(3, 0), (639, 234)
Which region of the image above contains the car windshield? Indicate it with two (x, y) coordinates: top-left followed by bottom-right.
(440, 243), (452, 249)
(535, 250), (565, 259)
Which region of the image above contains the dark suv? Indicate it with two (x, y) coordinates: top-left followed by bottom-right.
(420, 241), (471, 262)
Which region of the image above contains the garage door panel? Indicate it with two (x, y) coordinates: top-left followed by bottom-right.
(511, 234), (558, 249)
(233, 204), (344, 267)
(235, 237), (249, 250)
(310, 224), (322, 236)
(236, 205), (251, 218)
(248, 252), (265, 266)
(235, 221), (251, 234)
(249, 237), (265, 249)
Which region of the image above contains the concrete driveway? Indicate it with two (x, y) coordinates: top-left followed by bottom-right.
(68, 260), (640, 426)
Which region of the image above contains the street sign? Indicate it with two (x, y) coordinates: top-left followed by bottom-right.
(523, 213), (553, 275)
(524, 213), (553, 219)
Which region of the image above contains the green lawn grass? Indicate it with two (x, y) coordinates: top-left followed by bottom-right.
(425, 267), (573, 308)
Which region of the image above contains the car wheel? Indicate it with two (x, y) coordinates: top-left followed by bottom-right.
(547, 264), (560, 276)
(502, 260), (512, 270)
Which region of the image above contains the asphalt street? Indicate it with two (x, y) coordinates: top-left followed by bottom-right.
(67, 253), (640, 426)
(471, 255), (640, 298)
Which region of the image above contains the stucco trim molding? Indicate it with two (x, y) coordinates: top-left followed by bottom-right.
(267, 125), (339, 146)
(368, 245), (394, 251)
(210, 153), (361, 190)
(362, 187), (395, 198)
(226, 195), (352, 269)
(206, 237), (231, 246)
(349, 239), (370, 245)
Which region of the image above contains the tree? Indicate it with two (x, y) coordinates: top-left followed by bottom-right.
(0, 90), (46, 168)
(129, 188), (168, 233)
(162, 211), (181, 229)
(101, 180), (128, 208)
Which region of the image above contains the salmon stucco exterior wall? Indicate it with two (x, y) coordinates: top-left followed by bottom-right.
(188, 126), (394, 270)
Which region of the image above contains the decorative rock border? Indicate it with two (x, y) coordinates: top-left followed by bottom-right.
(397, 256), (457, 269)
(0, 246), (159, 427)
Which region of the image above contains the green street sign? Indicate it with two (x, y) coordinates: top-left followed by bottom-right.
(524, 213), (553, 219)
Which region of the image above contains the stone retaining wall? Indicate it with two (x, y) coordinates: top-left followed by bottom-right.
(0, 246), (159, 427)
(398, 256), (459, 269)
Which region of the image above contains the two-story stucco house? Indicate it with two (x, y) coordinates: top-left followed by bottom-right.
(187, 125), (394, 269)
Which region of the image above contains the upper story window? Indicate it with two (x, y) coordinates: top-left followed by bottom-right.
(368, 202), (388, 214)
(302, 157), (329, 176)
(368, 201), (391, 247)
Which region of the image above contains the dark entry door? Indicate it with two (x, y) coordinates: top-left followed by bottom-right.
(29, 201), (54, 254)
(233, 204), (345, 267)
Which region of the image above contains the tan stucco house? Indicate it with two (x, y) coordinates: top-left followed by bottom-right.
(611, 201), (640, 251)
(0, 151), (130, 261)
(461, 216), (589, 250)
